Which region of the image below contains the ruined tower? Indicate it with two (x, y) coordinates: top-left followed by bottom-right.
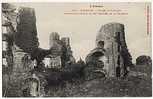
(44, 33), (75, 69)
(61, 37), (76, 65)
(85, 22), (132, 78)
(2, 4), (44, 96)
(44, 32), (63, 69)
(49, 32), (60, 48)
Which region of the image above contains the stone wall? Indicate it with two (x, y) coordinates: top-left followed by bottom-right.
(46, 32), (75, 69)
(85, 22), (132, 78)
(2, 4), (41, 97)
(97, 23), (125, 77)
(15, 7), (39, 54)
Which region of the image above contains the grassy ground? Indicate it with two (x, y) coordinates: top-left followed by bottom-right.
(45, 64), (152, 97)
(3, 64), (152, 97)
(45, 75), (151, 97)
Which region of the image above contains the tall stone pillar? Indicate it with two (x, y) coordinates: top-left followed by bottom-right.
(96, 22), (129, 77)
(2, 4), (41, 96)
(85, 22), (132, 78)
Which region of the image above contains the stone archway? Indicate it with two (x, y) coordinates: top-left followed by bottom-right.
(85, 49), (109, 80)
(22, 74), (40, 97)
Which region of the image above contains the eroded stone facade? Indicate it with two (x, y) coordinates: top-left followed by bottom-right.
(85, 23), (131, 78)
(43, 32), (75, 69)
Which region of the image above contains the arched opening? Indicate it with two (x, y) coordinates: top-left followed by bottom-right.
(90, 51), (109, 76)
(92, 51), (104, 57)
(23, 76), (40, 97)
(97, 41), (104, 48)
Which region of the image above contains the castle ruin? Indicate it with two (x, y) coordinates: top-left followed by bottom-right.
(85, 23), (132, 79)
(2, 3), (134, 97)
(43, 32), (75, 69)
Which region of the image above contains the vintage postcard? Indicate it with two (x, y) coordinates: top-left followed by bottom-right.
(2, 2), (152, 97)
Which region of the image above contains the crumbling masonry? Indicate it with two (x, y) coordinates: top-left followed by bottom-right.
(85, 23), (132, 79)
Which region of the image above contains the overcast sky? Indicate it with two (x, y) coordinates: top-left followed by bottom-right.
(13, 2), (151, 63)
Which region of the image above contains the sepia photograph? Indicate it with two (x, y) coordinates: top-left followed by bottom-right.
(1, 2), (152, 97)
